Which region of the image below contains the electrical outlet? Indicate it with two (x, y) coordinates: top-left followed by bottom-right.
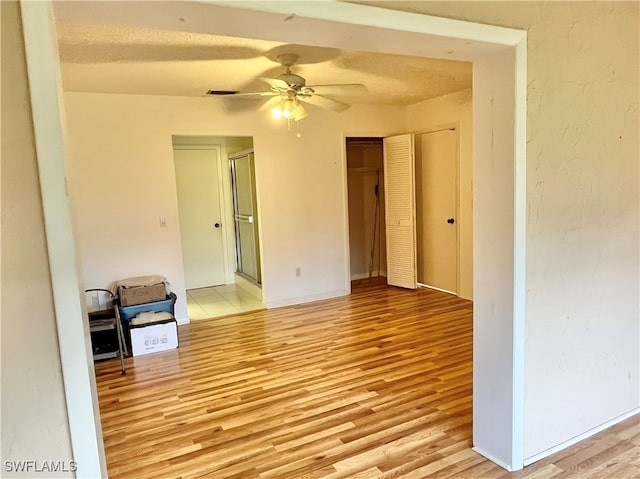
(159, 216), (167, 227)
(295, 267), (301, 277)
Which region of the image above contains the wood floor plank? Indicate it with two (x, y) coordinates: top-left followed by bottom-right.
(94, 278), (640, 478)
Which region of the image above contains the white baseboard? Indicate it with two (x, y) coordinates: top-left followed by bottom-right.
(417, 282), (456, 295)
(175, 316), (190, 325)
(266, 289), (349, 309)
(523, 407), (640, 466)
(472, 447), (513, 472)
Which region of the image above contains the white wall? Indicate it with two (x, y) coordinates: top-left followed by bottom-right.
(371, 0), (640, 460)
(1, 1), (74, 474)
(64, 92), (406, 319)
(407, 89), (473, 299)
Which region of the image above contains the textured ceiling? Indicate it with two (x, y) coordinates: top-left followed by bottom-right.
(54, 5), (472, 107)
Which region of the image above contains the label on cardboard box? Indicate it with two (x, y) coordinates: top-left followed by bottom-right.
(119, 283), (166, 306)
(130, 320), (178, 356)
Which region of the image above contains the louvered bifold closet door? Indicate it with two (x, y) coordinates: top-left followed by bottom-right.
(383, 134), (417, 289)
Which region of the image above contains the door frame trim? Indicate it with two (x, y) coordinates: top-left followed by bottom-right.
(342, 132), (396, 292)
(19, 2), (107, 477)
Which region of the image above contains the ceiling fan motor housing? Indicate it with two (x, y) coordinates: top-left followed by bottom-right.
(279, 72), (306, 89)
(276, 53), (307, 89)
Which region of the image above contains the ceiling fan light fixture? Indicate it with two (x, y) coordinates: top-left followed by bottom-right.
(271, 98), (306, 122)
(293, 101), (307, 121)
(282, 98), (297, 119)
(271, 106), (283, 119)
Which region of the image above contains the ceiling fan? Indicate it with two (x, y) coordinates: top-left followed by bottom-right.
(209, 53), (367, 121)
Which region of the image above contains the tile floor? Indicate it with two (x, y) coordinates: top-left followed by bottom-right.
(186, 283), (264, 320)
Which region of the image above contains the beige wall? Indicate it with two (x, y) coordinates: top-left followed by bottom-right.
(367, 0), (640, 459)
(407, 89), (473, 299)
(1, 1), (74, 475)
(64, 92), (406, 317)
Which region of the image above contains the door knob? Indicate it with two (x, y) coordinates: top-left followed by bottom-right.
(447, 218), (455, 224)
(214, 223), (221, 228)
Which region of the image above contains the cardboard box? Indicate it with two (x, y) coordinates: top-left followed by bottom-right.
(118, 293), (176, 355)
(130, 318), (178, 357)
(119, 283), (166, 306)
(118, 293), (176, 321)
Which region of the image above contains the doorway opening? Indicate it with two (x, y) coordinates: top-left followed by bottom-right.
(346, 137), (386, 281)
(172, 135), (264, 320)
(346, 127), (468, 299)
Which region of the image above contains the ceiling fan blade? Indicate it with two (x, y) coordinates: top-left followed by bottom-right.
(207, 90), (278, 98)
(227, 91), (278, 98)
(306, 84), (368, 95)
(259, 77), (290, 90)
(300, 94), (350, 112)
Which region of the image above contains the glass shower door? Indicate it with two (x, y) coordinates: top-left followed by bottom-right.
(229, 150), (261, 284)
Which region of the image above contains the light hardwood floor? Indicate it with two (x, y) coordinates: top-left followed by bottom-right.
(95, 278), (639, 478)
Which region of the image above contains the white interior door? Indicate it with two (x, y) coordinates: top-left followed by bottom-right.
(416, 130), (458, 293)
(383, 134), (417, 289)
(174, 148), (226, 289)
